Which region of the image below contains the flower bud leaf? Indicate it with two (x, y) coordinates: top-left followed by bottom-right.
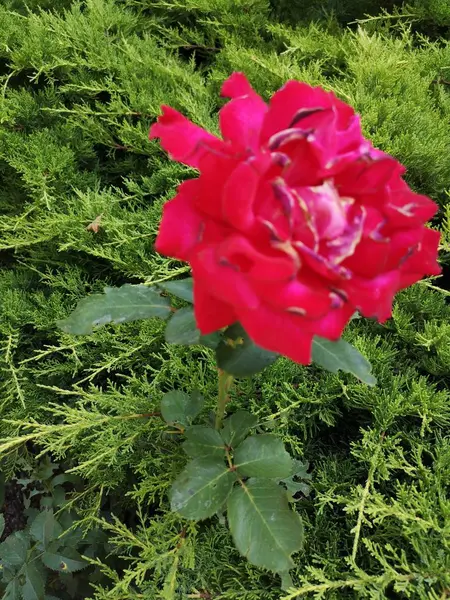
(215, 323), (278, 377)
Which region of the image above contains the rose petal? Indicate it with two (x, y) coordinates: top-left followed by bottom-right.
(221, 72), (257, 99)
(155, 180), (203, 261)
(251, 277), (332, 318)
(283, 138), (324, 187)
(150, 105), (224, 169)
(220, 73), (268, 152)
(196, 151), (242, 219)
(222, 156), (271, 230)
(384, 228), (424, 270)
(399, 228), (441, 276)
(190, 245), (260, 310)
(335, 156), (405, 199)
(398, 272), (424, 289)
(343, 271), (401, 322)
(261, 81), (332, 144)
(255, 179), (293, 242)
(383, 188), (438, 228)
(238, 304), (314, 364)
(303, 303), (354, 339)
(193, 282), (237, 334)
(296, 242), (352, 282)
(336, 115), (365, 157)
(217, 235), (297, 282)
(333, 96), (357, 130)
(343, 237), (390, 278)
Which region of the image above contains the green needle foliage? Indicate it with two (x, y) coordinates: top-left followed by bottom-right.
(0, 0), (449, 598)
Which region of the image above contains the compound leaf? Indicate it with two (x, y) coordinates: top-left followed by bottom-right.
(42, 548), (87, 573)
(29, 510), (63, 549)
(220, 411), (258, 448)
(58, 285), (171, 335)
(183, 426), (226, 459)
(170, 457), (236, 520)
(161, 390), (204, 426)
(159, 278), (193, 303)
(21, 562), (46, 600)
(0, 531), (30, 567)
(312, 337), (376, 385)
(234, 435), (292, 479)
(227, 479), (304, 573)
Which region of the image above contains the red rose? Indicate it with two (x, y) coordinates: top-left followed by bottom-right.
(150, 73), (441, 364)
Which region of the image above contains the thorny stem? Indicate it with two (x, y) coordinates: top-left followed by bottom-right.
(215, 370), (233, 430)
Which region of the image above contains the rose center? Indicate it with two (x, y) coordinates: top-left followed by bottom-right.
(304, 181), (353, 241)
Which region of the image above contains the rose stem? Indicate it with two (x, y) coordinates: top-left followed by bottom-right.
(215, 369), (234, 430)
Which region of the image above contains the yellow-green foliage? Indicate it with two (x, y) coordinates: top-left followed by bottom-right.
(0, 0), (449, 598)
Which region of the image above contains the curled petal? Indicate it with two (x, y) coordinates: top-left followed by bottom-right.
(333, 95), (357, 130)
(296, 242), (352, 282)
(384, 228), (424, 271)
(343, 271), (401, 322)
(383, 188), (438, 228)
(303, 304), (355, 339)
(283, 138), (324, 187)
(268, 128), (311, 151)
(399, 228), (441, 276)
(322, 205), (365, 265)
(193, 283), (237, 334)
(217, 235), (297, 282)
(155, 180), (203, 261)
(220, 73), (268, 152)
(261, 81), (332, 143)
(251, 277), (332, 319)
(337, 114), (364, 152)
(196, 151), (241, 220)
(190, 245), (260, 310)
(150, 105), (223, 169)
(222, 156), (271, 230)
(238, 304), (314, 364)
(336, 156), (405, 201)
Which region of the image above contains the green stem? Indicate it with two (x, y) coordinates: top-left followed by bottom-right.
(215, 370), (233, 430)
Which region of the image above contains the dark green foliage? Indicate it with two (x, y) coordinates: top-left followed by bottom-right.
(166, 413), (307, 574)
(0, 0), (449, 598)
(0, 459), (108, 600)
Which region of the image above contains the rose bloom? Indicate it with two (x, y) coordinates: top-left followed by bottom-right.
(150, 73), (441, 364)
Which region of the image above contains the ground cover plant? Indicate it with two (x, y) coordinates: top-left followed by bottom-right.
(0, 0), (450, 598)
